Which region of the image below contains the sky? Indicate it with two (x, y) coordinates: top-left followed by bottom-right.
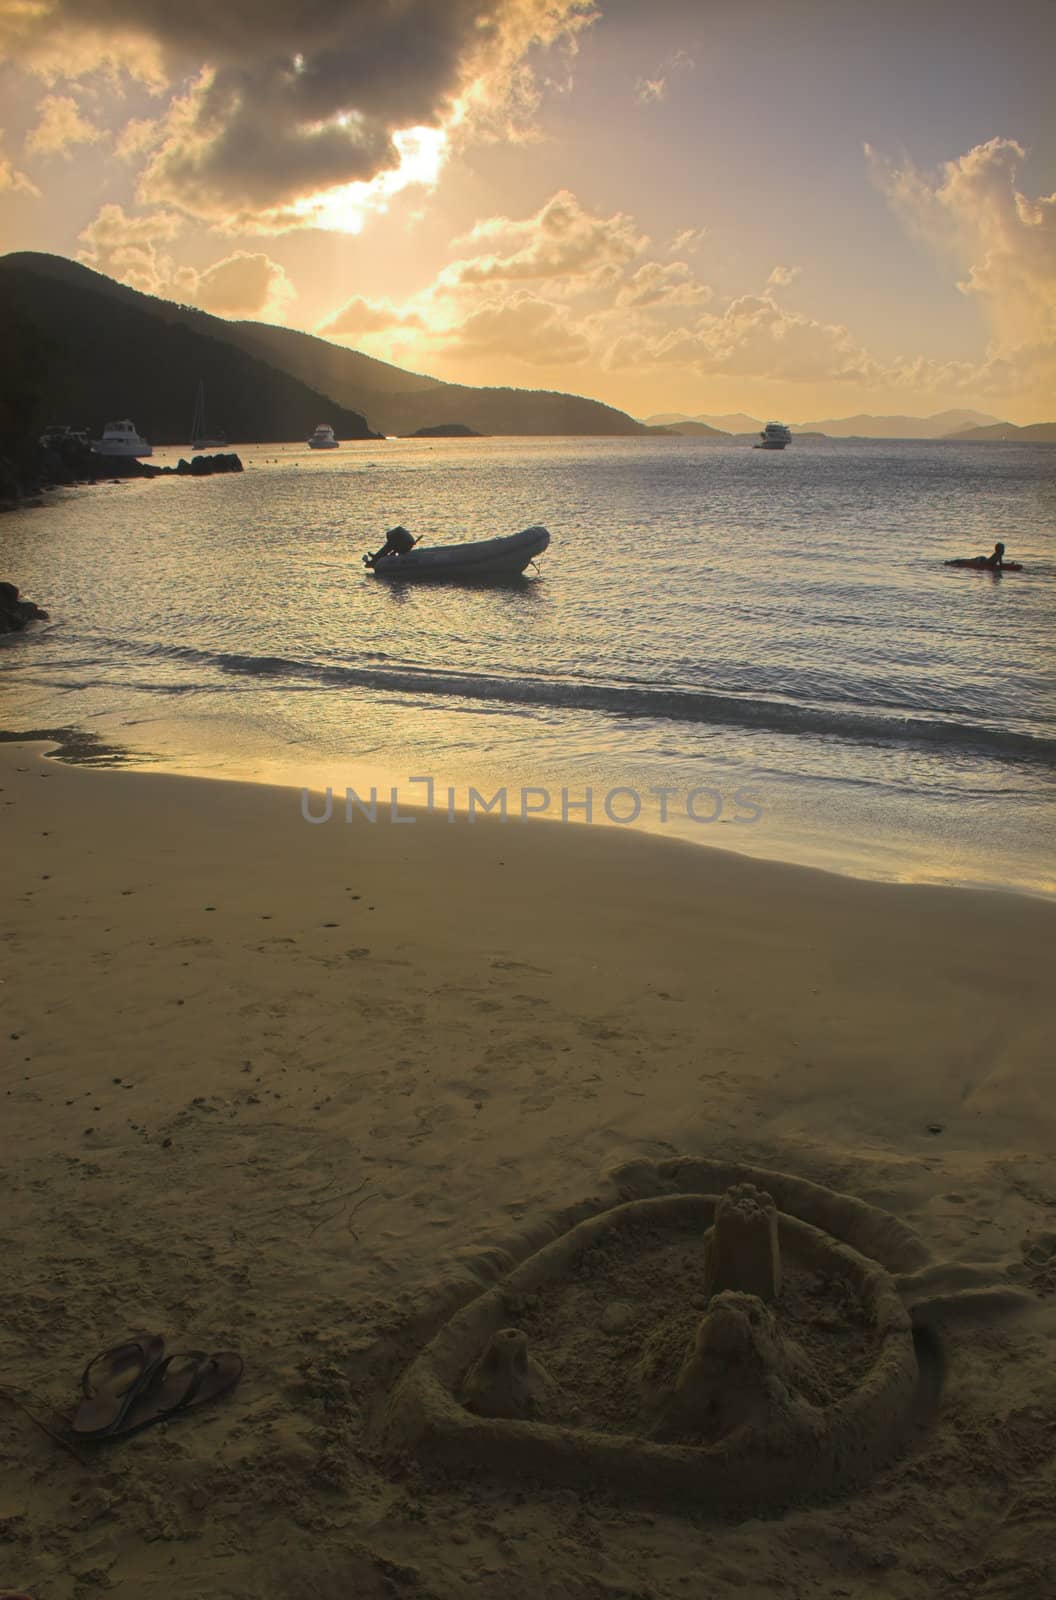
(0, 0), (1053, 423)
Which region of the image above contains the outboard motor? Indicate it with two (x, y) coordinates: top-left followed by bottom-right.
(364, 525), (417, 566)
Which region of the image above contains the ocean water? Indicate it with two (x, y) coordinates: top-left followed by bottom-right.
(2, 435), (1054, 893)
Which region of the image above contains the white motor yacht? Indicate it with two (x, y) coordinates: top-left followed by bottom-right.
(308, 423), (339, 449)
(92, 419), (153, 458)
(755, 422), (793, 450)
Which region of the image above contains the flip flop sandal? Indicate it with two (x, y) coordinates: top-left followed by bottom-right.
(110, 1350), (243, 1438)
(71, 1335), (166, 1436)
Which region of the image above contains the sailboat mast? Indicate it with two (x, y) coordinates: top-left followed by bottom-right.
(191, 380), (206, 445)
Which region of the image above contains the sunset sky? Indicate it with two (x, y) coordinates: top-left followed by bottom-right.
(1, 0), (1053, 422)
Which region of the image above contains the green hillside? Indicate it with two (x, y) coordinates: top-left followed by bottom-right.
(0, 259), (381, 446)
(0, 252), (651, 437)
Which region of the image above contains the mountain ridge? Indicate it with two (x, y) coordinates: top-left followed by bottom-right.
(0, 260), (382, 447)
(642, 408), (1008, 438)
(947, 421), (1056, 442)
(0, 252), (651, 438)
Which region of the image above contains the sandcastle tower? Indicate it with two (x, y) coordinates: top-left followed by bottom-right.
(703, 1182), (782, 1302)
(668, 1290), (813, 1439)
(460, 1327), (558, 1421)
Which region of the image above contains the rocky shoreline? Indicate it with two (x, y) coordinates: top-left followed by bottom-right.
(0, 435), (243, 512)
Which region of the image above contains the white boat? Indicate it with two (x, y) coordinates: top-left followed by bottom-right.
(190, 381), (226, 452)
(367, 526), (550, 582)
(308, 423), (339, 449)
(91, 419), (153, 457)
(755, 421), (792, 450)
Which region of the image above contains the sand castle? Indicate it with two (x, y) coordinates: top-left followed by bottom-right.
(385, 1159), (1032, 1512)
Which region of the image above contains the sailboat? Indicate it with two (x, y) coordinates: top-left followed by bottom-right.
(191, 381), (227, 452)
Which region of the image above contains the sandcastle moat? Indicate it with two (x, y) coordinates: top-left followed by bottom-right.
(383, 1161), (975, 1511)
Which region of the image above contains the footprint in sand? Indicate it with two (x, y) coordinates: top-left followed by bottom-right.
(578, 1019), (627, 1041)
(1016, 1231), (1056, 1296)
(520, 1092), (555, 1112)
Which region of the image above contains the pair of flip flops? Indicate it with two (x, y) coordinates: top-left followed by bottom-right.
(72, 1336), (242, 1439)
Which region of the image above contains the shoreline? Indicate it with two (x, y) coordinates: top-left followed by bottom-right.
(3, 736), (1055, 1596)
(4, 718), (1053, 902)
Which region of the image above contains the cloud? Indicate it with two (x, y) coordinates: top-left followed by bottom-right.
(75, 203), (293, 316)
(633, 49), (694, 105)
(601, 294), (880, 383)
(766, 264), (799, 290)
(868, 137), (1056, 384)
(634, 78), (666, 104)
(4, 2), (598, 228)
(25, 94), (104, 156)
(318, 296), (426, 338)
(438, 291), (591, 365)
(190, 251), (295, 317)
(0, 11), (166, 86)
(136, 66), (400, 226)
(615, 260), (712, 309)
(77, 202), (185, 293)
(443, 189), (647, 289)
(668, 226), (706, 255)
(0, 130), (40, 196)
(314, 189), (674, 369)
(115, 117), (165, 162)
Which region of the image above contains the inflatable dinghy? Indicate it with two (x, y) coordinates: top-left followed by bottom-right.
(367, 526), (550, 582)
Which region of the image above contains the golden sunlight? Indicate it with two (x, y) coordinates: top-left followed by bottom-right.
(294, 124), (449, 234)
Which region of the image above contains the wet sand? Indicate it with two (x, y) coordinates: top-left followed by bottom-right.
(2, 739), (1054, 1599)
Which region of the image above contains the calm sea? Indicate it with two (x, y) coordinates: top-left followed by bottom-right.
(2, 436), (1054, 893)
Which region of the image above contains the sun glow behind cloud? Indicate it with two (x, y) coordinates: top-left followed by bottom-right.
(286, 124), (450, 234)
(3, 2), (1054, 419)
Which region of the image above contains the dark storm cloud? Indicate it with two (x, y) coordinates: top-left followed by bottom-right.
(5, 1), (597, 220)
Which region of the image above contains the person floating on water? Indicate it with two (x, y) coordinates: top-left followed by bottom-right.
(945, 540), (1020, 572)
(364, 525), (417, 566)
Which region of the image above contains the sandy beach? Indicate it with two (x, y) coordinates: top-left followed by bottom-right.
(2, 737), (1055, 1600)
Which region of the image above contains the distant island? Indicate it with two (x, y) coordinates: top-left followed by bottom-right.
(641, 409), (1054, 441)
(403, 423), (483, 438)
(946, 421), (1056, 443)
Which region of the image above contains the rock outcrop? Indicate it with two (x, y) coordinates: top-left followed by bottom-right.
(1, 437), (245, 508)
(159, 453), (244, 476)
(0, 581), (48, 633)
